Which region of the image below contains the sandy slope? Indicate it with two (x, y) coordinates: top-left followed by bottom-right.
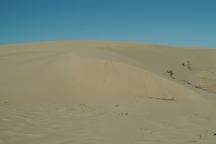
(0, 41), (216, 144)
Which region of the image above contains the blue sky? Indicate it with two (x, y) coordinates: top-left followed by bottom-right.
(0, 0), (215, 48)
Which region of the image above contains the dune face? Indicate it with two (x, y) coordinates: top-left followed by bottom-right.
(0, 41), (216, 144)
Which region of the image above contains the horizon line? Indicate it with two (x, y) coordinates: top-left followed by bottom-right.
(0, 39), (215, 49)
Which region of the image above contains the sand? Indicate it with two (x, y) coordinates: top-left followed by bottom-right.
(0, 41), (216, 144)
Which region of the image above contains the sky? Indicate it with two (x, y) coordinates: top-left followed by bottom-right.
(0, 0), (215, 48)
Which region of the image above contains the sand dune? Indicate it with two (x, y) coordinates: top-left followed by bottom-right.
(0, 41), (216, 144)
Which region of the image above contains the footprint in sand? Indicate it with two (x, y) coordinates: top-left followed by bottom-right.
(114, 104), (119, 107)
(119, 112), (128, 116)
(79, 104), (88, 112)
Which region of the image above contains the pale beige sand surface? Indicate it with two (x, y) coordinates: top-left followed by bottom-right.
(0, 41), (216, 144)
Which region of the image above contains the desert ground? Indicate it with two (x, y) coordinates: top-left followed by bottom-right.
(0, 41), (216, 144)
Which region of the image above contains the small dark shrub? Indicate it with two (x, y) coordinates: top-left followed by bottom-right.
(167, 70), (175, 79)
